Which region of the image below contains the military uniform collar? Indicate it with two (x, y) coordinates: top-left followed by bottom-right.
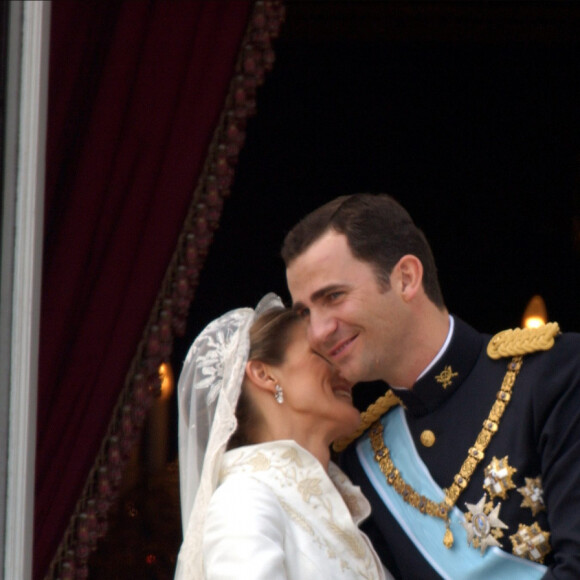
(392, 317), (483, 416)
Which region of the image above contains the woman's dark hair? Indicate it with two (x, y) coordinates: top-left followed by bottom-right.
(281, 193), (445, 308)
(227, 307), (302, 450)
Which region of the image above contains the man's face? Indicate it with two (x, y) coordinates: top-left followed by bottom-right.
(286, 230), (409, 384)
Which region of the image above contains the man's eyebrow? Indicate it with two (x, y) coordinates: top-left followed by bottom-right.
(293, 284), (346, 310)
(312, 284), (345, 301)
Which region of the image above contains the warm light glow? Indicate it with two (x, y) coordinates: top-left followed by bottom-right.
(524, 316), (545, 329)
(522, 295), (548, 328)
(158, 363), (174, 400)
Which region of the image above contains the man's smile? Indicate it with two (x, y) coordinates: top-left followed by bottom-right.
(329, 334), (358, 359)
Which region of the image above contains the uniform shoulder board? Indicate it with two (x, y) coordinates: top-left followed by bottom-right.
(487, 322), (560, 360)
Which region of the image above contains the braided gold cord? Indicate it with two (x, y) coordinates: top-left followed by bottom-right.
(370, 356), (523, 548)
(443, 355), (522, 506)
(487, 322), (560, 359)
(333, 390), (401, 452)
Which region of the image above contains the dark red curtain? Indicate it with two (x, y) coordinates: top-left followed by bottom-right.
(35, 1), (265, 577)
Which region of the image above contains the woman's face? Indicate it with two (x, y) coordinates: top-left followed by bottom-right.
(273, 321), (361, 443)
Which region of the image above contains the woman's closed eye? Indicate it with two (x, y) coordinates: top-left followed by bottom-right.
(296, 307), (310, 319)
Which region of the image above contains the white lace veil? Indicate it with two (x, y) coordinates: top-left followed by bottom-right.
(174, 293), (284, 580)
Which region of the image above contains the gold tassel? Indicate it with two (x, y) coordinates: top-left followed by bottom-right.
(443, 524), (454, 549)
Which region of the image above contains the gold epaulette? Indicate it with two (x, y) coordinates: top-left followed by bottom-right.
(332, 390), (401, 452)
(487, 322), (560, 360)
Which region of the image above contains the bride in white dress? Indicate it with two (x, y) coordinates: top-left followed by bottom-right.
(174, 294), (393, 580)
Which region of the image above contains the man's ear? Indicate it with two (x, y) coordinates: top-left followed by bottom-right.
(245, 360), (277, 394)
(394, 254), (423, 301)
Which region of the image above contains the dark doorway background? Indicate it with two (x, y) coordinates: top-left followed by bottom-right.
(174, 2), (580, 377)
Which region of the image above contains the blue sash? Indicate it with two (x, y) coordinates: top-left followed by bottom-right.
(356, 407), (547, 580)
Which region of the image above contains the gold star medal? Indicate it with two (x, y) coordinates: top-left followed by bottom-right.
(510, 522), (551, 563)
(483, 456), (517, 500)
(461, 494), (508, 554)
(517, 476), (545, 516)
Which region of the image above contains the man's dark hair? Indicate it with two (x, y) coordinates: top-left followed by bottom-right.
(281, 193), (444, 308)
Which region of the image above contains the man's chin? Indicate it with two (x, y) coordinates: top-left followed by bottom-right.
(336, 363), (362, 384)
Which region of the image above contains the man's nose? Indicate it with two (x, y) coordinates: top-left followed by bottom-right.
(307, 309), (336, 348)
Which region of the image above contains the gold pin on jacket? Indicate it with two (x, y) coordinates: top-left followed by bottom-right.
(435, 365), (458, 388)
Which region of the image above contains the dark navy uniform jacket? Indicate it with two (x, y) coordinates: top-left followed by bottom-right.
(341, 317), (580, 580)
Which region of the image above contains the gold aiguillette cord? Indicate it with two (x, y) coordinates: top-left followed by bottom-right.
(369, 356), (523, 548)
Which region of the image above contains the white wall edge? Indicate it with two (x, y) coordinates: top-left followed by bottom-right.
(4, 2), (51, 580)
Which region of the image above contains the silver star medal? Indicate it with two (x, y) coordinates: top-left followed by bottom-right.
(461, 493), (508, 554)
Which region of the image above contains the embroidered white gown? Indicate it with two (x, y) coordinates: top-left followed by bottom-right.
(201, 440), (391, 580)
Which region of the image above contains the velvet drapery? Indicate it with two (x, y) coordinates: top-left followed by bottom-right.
(35, 1), (284, 577)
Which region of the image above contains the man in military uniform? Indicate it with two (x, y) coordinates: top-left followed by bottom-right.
(282, 193), (580, 579)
